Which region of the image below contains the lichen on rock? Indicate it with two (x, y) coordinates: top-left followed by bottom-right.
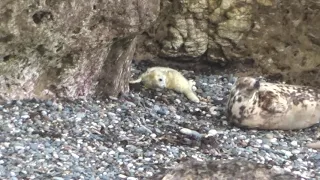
(158, 0), (209, 59)
(136, 0), (320, 88)
(0, 0), (160, 101)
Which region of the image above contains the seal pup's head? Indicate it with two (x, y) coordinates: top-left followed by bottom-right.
(142, 70), (167, 89)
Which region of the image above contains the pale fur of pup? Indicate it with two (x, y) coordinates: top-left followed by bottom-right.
(226, 77), (320, 130)
(130, 66), (200, 103)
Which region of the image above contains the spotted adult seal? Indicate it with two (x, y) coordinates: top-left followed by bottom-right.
(129, 66), (200, 103)
(226, 77), (320, 130)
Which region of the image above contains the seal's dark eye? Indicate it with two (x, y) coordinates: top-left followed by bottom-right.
(159, 78), (162, 82)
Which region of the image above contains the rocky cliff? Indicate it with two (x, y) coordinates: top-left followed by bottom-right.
(0, 0), (160, 101)
(1, 0), (319, 101)
(136, 0), (320, 87)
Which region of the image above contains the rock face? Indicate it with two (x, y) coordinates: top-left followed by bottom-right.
(0, 0), (160, 101)
(153, 158), (298, 180)
(136, 0), (320, 88)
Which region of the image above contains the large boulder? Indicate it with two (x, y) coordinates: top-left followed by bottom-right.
(0, 0), (160, 101)
(135, 0), (320, 88)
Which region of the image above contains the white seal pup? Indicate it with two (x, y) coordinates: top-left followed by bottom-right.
(129, 66), (200, 103)
(226, 77), (320, 130)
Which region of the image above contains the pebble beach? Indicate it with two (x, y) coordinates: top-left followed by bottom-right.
(0, 63), (319, 179)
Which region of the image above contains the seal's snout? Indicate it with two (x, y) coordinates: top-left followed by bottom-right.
(236, 77), (260, 91)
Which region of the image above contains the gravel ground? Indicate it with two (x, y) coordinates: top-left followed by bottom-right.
(0, 62), (319, 180)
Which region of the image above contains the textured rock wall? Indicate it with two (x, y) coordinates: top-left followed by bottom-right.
(0, 0), (160, 101)
(136, 0), (320, 87)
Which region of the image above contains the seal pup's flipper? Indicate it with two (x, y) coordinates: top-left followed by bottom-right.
(129, 78), (142, 84)
(184, 90), (200, 103)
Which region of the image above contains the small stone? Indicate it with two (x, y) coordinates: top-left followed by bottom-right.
(53, 152), (59, 159)
(117, 147), (125, 153)
(29, 143), (38, 150)
(209, 106), (218, 115)
(266, 133), (274, 139)
(108, 150), (116, 155)
(52, 177), (64, 180)
(269, 138), (278, 144)
(153, 105), (161, 112)
(262, 144), (270, 149)
(207, 129), (217, 136)
(256, 139), (263, 144)
(150, 133), (157, 138)
(118, 174), (127, 179)
(107, 112), (117, 118)
(251, 147), (259, 152)
(281, 150), (293, 157)
(290, 141), (298, 146)
(157, 106), (169, 115)
(222, 120), (228, 126)
(108, 125), (114, 129)
(127, 177), (137, 180)
(41, 110), (47, 116)
(146, 172), (153, 177)
(180, 128), (202, 139)
(71, 153), (79, 159)
(238, 135), (246, 140)
(57, 104), (63, 111)
(291, 149), (301, 154)
(16, 100), (23, 106)
(76, 112), (86, 119)
(175, 99), (181, 104)
(21, 114), (30, 119)
(127, 163), (134, 168)
(45, 100), (53, 107)
(271, 166), (285, 174)
(14, 145), (25, 151)
(137, 167), (144, 172)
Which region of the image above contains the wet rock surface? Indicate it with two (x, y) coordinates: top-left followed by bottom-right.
(0, 62), (319, 179)
(152, 158), (299, 180)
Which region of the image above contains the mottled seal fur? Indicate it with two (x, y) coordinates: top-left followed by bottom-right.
(130, 66), (200, 103)
(152, 158), (298, 180)
(226, 77), (320, 130)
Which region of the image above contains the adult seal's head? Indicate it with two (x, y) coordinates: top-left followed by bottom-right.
(226, 77), (320, 130)
(230, 77), (261, 99)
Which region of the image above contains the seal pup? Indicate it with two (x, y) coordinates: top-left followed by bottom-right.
(226, 77), (320, 130)
(129, 66), (200, 103)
